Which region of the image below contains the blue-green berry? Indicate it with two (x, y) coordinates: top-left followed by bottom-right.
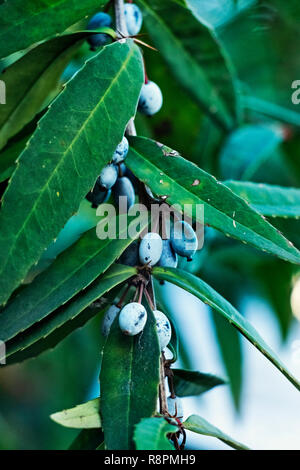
(153, 310), (172, 350)
(102, 304), (120, 337)
(171, 221), (198, 261)
(113, 176), (135, 211)
(157, 239), (178, 268)
(139, 232), (163, 266)
(98, 164), (118, 189)
(112, 136), (129, 164)
(87, 12), (112, 48)
(124, 3), (143, 36)
(119, 302), (147, 336)
(138, 81), (163, 116)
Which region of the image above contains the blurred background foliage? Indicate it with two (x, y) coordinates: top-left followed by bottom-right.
(0, 0), (300, 449)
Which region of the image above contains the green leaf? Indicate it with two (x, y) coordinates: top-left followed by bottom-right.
(0, 32), (87, 150)
(127, 137), (300, 264)
(243, 96), (300, 128)
(183, 414), (250, 450)
(137, 0), (240, 130)
(254, 259), (295, 341)
(100, 309), (160, 450)
(185, 0), (255, 29)
(51, 398), (101, 429)
(211, 312), (242, 410)
(69, 429), (104, 450)
(0, 216), (143, 343)
(219, 124), (283, 180)
(153, 267), (300, 392)
(4, 265), (134, 364)
(0, 41), (143, 305)
(0, 0), (106, 59)
(134, 417), (178, 450)
(0, 113), (43, 182)
(225, 181), (300, 218)
(172, 369), (226, 397)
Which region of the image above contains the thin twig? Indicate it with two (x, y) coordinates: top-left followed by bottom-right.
(144, 287), (155, 310)
(149, 276), (157, 310)
(116, 282), (131, 308)
(114, 0), (137, 137)
(159, 353), (168, 415)
(137, 282), (144, 304)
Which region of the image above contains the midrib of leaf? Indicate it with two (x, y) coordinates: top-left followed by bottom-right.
(139, 1), (230, 129)
(0, 40), (81, 147)
(0, 45), (135, 278)
(129, 147), (297, 260)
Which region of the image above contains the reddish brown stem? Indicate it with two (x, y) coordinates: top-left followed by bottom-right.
(116, 283), (131, 308)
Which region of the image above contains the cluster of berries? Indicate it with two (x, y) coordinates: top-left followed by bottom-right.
(103, 302), (172, 350)
(87, 4), (163, 116)
(86, 136), (137, 210)
(120, 221), (198, 268)
(101, 221), (198, 344)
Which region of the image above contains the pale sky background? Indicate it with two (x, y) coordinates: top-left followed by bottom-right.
(161, 283), (300, 450)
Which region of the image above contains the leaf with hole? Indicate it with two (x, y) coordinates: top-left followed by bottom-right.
(127, 136), (300, 264)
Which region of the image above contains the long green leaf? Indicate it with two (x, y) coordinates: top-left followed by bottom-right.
(0, 0), (106, 59)
(243, 96), (300, 128)
(185, 0), (255, 29)
(134, 417), (177, 450)
(4, 266), (134, 364)
(211, 311), (242, 410)
(0, 32), (86, 149)
(0, 113), (43, 182)
(219, 124), (283, 181)
(153, 267), (300, 392)
(225, 181), (300, 218)
(0, 41), (143, 305)
(69, 429), (104, 450)
(127, 137), (300, 264)
(173, 369), (226, 397)
(183, 414), (250, 450)
(0, 216), (143, 343)
(100, 309), (160, 450)
(137, 0), (240, 130)
(51, 398), (101, 429)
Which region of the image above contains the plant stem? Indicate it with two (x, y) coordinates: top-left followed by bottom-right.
(116, 282), (131, 308)
(144, 286), (155, 310)
(114, 0), (137, 136)
(159, 353), (168, 414)
(114, 0), (128, 37)
(137, 282), (144, 304)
